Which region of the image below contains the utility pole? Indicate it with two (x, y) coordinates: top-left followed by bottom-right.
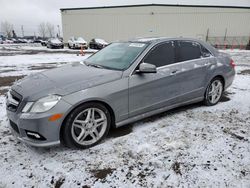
(21, 25), (24, 37)
(57, 25), (60, 37)
(224, 28), (227, 42)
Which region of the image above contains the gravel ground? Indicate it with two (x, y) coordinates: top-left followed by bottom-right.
(0, 47), (249, 188)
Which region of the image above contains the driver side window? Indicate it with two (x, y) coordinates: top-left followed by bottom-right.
(144, 41), (176, 67)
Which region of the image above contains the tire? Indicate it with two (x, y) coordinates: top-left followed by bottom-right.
(204, 77), (224, 106)
(68, 44), (71, 49)
(62, 102), (111, 149)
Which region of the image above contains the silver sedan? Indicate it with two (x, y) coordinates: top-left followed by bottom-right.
(6, 37), (235, 149)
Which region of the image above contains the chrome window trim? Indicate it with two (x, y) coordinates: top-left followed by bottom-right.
(157, 56), (214, 71)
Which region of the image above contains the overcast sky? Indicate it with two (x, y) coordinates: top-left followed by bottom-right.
(0, 0), (250, 36)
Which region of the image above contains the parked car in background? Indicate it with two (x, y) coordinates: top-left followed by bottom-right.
(47, 38), (64, 49)
(68, 37), (88, 49)
(89, 38), (108, 49)
(6, 37), (235, 149)
(3, 39), (14, 44)
(33, 39), (43, 43)
(41, 40), (48, 46)
(0, 38), (3, 44)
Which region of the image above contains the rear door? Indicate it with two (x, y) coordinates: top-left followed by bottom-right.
(175, 40), (212, 100)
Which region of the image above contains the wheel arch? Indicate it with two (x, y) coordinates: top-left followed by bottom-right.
(59, 99), (116, 143)
(212, 75), (225, 90)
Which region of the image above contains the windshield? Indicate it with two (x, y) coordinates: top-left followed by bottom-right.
(51, 38), (61, 43)
(95, 38), (107, 44)
(85, 42), (148, 70)
(77, 37), (85, 42)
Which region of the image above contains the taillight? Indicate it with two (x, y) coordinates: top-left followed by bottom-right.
(230, 59), (236, 68)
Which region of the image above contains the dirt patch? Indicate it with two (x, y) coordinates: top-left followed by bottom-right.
(0, 75), (25, 87)
(238, 69), (250, 75)
(0, 48), (91, 56)
(0, 69), (15, 74)
(108, 125), (133, 138)
(91, 168), (115, 180)
(223, 128), (248, 141)
(172, 161), (182, 175)
(0, 88), (8, 95)
(28, 65), (56, 70)
(54, 177), (65, 188)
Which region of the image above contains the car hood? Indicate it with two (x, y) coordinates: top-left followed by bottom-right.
(11, 63), (123, 101)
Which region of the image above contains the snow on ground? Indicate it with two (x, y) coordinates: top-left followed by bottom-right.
(0, 48), (249, 187)
(0, 53), (90, 76)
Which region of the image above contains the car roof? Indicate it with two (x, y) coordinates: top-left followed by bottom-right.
(130, 37), (201, 43)
(128, 37), (219, 56)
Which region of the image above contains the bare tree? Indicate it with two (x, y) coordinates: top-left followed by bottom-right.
(46, 22), (55, 38)
(38, 22), (47, 39)
(1, 21), (13, 38)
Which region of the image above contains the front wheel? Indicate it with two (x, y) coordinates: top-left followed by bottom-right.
(62, 103), (111, 149)
(204, 78), (224, 106)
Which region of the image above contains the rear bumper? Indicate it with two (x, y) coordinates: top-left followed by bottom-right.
(6, 99), (72, 147)
(224, 68), (236, 90)
(50, 45), (64, 49)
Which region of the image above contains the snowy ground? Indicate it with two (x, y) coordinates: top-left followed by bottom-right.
(0, 43), (97, 56)
(0, 46), (250, 187)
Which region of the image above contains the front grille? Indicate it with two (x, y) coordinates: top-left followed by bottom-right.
(9, 120), (20, 134)
(6, 90), (22, 112)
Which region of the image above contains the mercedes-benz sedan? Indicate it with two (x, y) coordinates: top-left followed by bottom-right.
(6, 37), (235, 149)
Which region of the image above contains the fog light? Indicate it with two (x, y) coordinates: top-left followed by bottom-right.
(26, 131), (46, 140)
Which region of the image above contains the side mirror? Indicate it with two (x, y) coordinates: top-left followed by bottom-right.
(202, 52), (211, 58)
(136, 63), (157, 74)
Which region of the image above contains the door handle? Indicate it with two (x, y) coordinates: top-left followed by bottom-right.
(171, 69), (180, 75)
(204, 62), (210, 66)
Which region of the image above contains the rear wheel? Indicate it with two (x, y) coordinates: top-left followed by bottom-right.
(62, 102), (111, 149)
(204, 78), (224, 106)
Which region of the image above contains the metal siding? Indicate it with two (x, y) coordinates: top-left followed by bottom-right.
(61, 6), (250, 42)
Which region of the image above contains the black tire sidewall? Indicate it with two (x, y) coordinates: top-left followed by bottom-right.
(204, 78), (224, 106)
(62, 102), (111, 149)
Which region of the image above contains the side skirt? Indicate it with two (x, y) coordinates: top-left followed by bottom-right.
(116, 97), (204, 128)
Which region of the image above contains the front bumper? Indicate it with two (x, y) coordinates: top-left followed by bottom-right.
(6, 99), (72, 147)
(51, 44), (64, 48)
(74, 43), (87, 48)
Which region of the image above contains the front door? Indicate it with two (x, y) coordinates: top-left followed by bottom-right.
(128, 41), (184, 117)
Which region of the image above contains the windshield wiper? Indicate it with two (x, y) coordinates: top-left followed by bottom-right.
(85, 62), (122, 71)
(86, 63), (104, 69)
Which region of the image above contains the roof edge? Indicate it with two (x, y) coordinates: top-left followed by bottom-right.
(60, 3), (250, 11)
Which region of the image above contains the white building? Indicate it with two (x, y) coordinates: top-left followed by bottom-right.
(61, 4), (250, 45)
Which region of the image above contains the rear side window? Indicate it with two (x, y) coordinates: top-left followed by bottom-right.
(177, 41), (201, 62)
(144, 42), (175, 67)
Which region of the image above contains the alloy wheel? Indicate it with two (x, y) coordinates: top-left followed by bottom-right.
(71, 108), (107, 146)
(207, 80), (223, 104)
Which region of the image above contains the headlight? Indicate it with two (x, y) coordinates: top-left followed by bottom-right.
(22, 95), (61, 113)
